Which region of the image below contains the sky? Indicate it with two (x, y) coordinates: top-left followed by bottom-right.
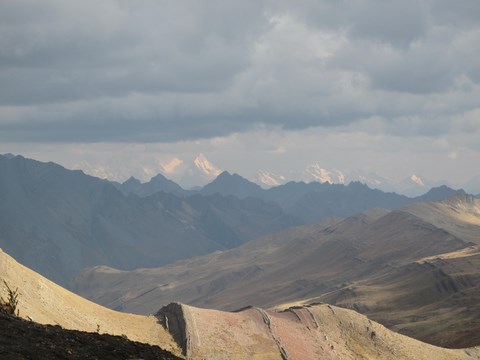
(1, 0), (480, 193)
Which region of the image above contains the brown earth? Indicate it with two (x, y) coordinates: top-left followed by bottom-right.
(73, 195), (480, 348)
(2, 245), (480, 359)
(317, 247), (480, 348)
(155, 302), (480, 360)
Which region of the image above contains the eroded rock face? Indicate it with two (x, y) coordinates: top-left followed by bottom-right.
(156, 303), (188, 356)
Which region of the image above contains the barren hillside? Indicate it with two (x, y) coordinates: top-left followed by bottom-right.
(0, 248), (183, 357)
(156, 302), (480, 359)
(74, 195), (480, 348)
(2, 247), (480, 359)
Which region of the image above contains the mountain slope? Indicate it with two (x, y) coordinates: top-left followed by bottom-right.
(318, 246), (480, 348)
(74, 196), (480, 348)
(2, 246), (478, 360)
(0, 154), (296, 285)
(0, 247), (182, 356)
(75, 207), (468, 313)
(402, 193), (480, 242)
(154, 302), (480, 360)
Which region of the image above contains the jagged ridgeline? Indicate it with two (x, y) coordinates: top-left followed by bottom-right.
(0, 154), (297, 286)
(0, 154), (462, 286)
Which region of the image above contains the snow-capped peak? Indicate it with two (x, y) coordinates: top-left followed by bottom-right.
(306, 164), (345, 184)
(410, 174), (425, 186)
(257, 170), (286, 187)
(160, 157), (183, 174)
(357, 175), (382, 186)
(73, 161), (120, 181)
(194, 153), (222, 178)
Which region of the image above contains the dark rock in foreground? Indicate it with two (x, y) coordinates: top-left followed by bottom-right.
(0, 309), (181, 360)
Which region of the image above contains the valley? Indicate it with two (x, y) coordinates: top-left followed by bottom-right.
(2, 2), (480, 358)
(73, 194), (480, 348)
(1, 154), (480, 357)
(2, 247), (480, 359)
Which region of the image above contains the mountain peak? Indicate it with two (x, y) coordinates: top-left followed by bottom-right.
(257, 170), (285, 187)
(117, 173), (185, 197)
(194, 153), (222, 178)
(417, 185), (464, 202)
(410, 174), (425, 186)
(216, 170), (232, 178)
(2, 153), (16, 159)
(201, 171), (263, 198)
(123, 176), (142, 186)
(210, 171), (253, 185)
(150, 173), (171, 183)
(305, 164), (345, 184)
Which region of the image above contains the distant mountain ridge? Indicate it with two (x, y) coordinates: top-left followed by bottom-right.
(107, 162), (465, 206)
(0, 153), (468, 286)
(197, 171), (464, 223)
(112, 173), (189, 197)
(0, 154), (296, 286)
(109, 168), (465, 224)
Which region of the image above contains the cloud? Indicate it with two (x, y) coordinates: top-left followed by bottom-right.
(0, 1), (266, 104)
(2, 124), (479, 190)
(0, 0), (479, 146)
(274, 0), (429, 47)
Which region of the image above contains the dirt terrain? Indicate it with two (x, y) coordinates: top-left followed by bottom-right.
(317, 247), (480, 348)
(0, 247), (183, 357)
(155, 302), (480, 360)
(74, 195), (480, 348)
(2, 245), (480, 359)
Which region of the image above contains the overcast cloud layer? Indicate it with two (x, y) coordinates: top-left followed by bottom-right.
(1, 1), (479, 192)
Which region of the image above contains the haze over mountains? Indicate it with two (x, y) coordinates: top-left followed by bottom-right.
(82, 151), (480, 197)
(0, 154), (296, 286)
(0, 153), (467, 287)
(2, 152), (480, 357)
(74, 194), (480, 348)
(114, 166), (464, 223)
(105, 151), (480, 197)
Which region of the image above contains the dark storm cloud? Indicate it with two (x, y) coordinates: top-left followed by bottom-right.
(0, 1), (267, 105)
(0, 0), (479, 143)
(275, 0), (429, 47)
(431, 0), (480, 27)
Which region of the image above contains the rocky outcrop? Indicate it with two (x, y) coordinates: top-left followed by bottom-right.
(156, 303), (188, 356)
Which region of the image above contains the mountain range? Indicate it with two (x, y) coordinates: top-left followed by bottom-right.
(0, 154), (469, 287)
(0, 154), (296, 286)
(74, 194), (480, 348)
(2, 152), (480, 356)
(115, 168), (465, 221)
